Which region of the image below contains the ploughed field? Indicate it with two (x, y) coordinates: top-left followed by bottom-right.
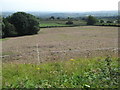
(2, 26), (118, 64)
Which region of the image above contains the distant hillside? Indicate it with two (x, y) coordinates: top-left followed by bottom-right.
(2, 12), (15, 17)
(2, 11), (118, 18)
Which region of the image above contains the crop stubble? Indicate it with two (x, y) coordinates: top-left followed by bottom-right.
(2, 26), (118, 64)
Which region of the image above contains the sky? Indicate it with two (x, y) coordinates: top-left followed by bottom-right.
(1, 0), (119, 12)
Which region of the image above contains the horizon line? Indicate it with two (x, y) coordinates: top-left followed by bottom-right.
(2, 10), (118, 13)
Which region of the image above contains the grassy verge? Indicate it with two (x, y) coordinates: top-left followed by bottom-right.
(2, 57), (119, 88)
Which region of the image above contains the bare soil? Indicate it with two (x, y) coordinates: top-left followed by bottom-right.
(2, 26), (118, 64)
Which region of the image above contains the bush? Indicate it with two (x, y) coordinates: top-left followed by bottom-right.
(66, 21), (73, 25)
(87, 15), (97, 25)
(49, 16), (55, 20)
(107, 21), (113, 23)
(100, 20), (104, 23)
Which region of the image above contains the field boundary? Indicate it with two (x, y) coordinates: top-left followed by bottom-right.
(95, 24), (120, 27)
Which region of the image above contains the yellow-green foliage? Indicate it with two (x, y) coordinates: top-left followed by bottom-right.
(2, 57), (119, 88)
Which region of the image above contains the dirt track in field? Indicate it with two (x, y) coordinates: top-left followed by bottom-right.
(2, 26), (118, 64)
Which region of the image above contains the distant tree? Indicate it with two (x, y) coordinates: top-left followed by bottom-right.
(67, 17), (70, 20)
(8, 12), (40, 36)
(100, 20), (104, 23)
(87, 15), (97, 25)
(57, 17), (60, 20)
(106, 21), (113, 23)
(49, 16), (55, 20)
(66, 21), (73, 25)
(82, 17), (87, 21)
(67, 17), (73, 20)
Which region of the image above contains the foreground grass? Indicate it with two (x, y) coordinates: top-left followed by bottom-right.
(2, 57), (119, 88)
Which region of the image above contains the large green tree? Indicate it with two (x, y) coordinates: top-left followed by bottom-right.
(8, 12), (40, 36)
(2, 18), (17, 37)
(87, 15), (97, 25)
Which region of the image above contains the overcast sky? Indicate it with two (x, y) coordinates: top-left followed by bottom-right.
(1, 0), (119, 12)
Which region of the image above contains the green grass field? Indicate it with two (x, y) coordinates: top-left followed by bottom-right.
(39, 20), (86, 27)
(2, 57), (119, 88)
